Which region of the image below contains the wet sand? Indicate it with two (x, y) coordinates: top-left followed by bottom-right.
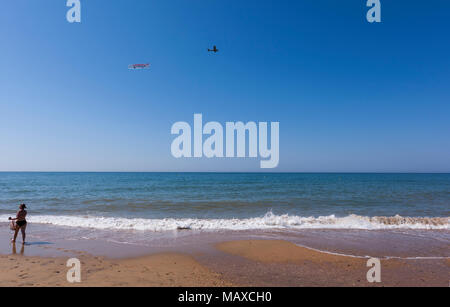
(212, 240), (449, 286)
(0, 239), (448, 287)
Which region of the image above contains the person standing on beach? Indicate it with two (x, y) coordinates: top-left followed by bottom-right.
(9, 204), (27, 244)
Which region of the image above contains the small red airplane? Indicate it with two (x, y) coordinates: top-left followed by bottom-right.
(128, 63), (150, 70)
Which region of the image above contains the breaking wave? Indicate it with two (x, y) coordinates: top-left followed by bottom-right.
(1, 212), (448, 231)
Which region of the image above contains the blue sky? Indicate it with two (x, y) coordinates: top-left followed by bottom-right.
(1, 0), (449, 172)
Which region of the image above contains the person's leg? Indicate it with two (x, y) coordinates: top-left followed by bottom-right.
(20, 224), (26, 243)
(12, 226), (20, 242)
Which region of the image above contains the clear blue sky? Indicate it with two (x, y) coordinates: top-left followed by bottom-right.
(1, 0), (449, 172)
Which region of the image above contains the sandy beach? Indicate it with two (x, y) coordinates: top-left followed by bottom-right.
(1, 239), (448, 287)
(0, 251), (231, 287)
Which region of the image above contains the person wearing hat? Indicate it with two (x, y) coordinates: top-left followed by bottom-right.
(9, 204), (28, 244)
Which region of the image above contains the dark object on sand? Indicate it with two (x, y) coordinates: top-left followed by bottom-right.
(177, 226), (191, 230)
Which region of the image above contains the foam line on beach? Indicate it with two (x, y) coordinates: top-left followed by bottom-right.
(293, 243), (450, 260)
(293, 243), (371, 259)
(1, 212), (448, 231)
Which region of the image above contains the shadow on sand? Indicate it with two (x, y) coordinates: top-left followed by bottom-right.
(24, 241), (53, 246)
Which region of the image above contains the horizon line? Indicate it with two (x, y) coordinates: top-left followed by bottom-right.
(1, 171), (449, 174)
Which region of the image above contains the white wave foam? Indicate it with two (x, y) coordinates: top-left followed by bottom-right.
(0, 212), (448, 231)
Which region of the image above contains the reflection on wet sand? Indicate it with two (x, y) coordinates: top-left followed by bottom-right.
(12, 243), (24, 255)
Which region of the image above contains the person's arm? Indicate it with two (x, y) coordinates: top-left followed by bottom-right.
(9, 211), (20, 220)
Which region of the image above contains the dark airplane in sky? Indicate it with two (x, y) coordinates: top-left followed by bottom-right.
(208, 45), (219, 53)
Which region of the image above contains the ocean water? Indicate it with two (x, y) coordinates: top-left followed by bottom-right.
(0, 172), (449, 232)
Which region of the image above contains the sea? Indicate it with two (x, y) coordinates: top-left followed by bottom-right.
(0, 172), (449, 257)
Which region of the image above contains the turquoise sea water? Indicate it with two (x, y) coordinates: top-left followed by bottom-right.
(0, 173), (448, 231)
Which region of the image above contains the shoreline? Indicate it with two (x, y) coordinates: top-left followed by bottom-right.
(1, 223), (448, 258)
(1, 237), (448, 287)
